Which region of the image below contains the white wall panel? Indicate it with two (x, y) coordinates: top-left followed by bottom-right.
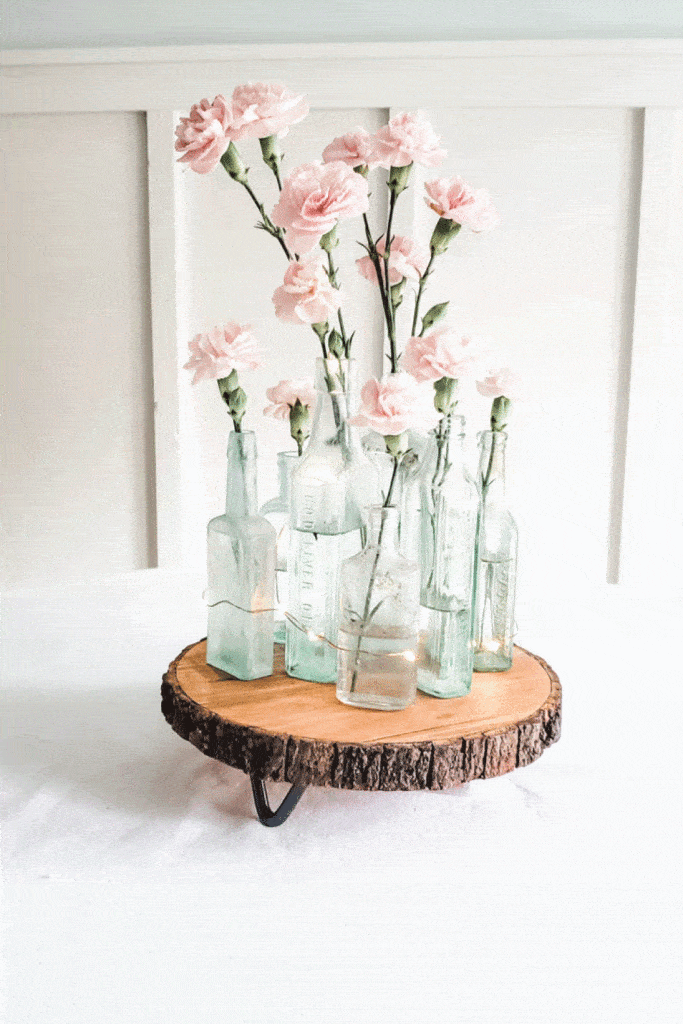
(0, 111), (155, 585)
(394, 107), (642, 609)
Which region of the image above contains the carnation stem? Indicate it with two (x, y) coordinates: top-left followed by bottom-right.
(325, 249), (351, 354)
(349, 454), (400, 693)
(411, 250), (436, 337)
(363, 214), (397, 372)
(220, 160), (292, 260)
(382, 189), (399, 351)
(426, 414), (451, 590)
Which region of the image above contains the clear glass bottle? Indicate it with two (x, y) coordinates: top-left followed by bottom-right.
(418, 415), (478, 697)
(472, 430), (518, 672)
(337, 505), (420, 710)
(260, 450), (298, 645)
(206, 431), (276, 679)
(363, 437), (423, 561)
(286, 358), (378, 683)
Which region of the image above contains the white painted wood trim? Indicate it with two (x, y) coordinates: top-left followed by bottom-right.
(619, 108), (683, 588)
(2, 40), (683, 113)
(146, 111), (183, 569)
(3, 39), (683, 64)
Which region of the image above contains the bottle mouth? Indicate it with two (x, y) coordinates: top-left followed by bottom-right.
(315, 356), (352, 393)
(367, 503), (400, 520)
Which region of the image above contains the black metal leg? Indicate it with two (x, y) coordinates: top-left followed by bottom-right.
(250, 775), (307, 827)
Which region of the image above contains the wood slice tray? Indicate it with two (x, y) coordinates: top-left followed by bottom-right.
(162, 640), (561, 822)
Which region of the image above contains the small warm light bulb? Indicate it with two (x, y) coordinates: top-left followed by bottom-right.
(403, 650), (417, 663)
(307, 630), (318, 642)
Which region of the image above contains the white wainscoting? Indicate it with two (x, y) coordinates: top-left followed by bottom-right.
(2, 40), (682, 623)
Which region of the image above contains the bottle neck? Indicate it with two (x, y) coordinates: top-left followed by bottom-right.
(307, 357), (353, 449)
(277, 450), (298, 504)
(423, 414), (467, 481)
(366, 504), (400, 552)
(478, 430), (507, 502)
(225, 431), (258, 517)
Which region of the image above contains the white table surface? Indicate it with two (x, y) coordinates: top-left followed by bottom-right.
(2, 572), (682, 1023)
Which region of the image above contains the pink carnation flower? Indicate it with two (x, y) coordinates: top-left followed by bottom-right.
(183, 323), (263, 383)
(424, 177), (499, 232)
(272, 254), (341, 325)
(264, 379), (317, 420)
(174, 96), (240, 174)
(476, 368), (524, 401)
(271, 161), (369, 254)
(403, 329), (481, 383)
(322, 128), (379, 169)
(356, 234), (430, 286)
(349, 373), (441, 437)
(373, 111), (446, 169)
(231, 81), (309, 140)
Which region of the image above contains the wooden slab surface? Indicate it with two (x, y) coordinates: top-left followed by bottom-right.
(161, 640), (561, 791)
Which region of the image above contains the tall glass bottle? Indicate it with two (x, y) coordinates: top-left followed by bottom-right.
(206, 431), (276, 679)
(418, 415), (478, 697)
(337, 505), (420, 710)
(259, 450), (298, 645)
(472, 430), (518, 672)
(286, 358), (377, 683)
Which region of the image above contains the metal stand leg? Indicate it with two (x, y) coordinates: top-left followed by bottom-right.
(250, 775), (307, 827)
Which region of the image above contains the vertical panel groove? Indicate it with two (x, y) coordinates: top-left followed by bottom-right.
(606, 107), (644, 584)
(146, 110), (184, 569)
(619, 107), (683, 587)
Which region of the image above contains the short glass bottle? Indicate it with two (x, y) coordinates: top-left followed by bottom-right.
(286, 358), (378, 683)
(259, 450), (298, 645)
(418, 415), (478, 697)
(336, 504), (420, 711)
(206, 431), (276, 680)
(472, 430), (518, 672)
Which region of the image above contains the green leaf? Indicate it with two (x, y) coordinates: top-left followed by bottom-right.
(421, 301), (449, 333)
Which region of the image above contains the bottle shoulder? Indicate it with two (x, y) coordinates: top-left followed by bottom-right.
(260, 496), (288, 516)
(208, 513), (277, 540)
(343, 544), (417, 574)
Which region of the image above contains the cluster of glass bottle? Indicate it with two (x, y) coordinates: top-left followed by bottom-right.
(206, 362), (517, 706)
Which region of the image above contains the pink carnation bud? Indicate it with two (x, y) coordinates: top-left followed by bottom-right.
(403, 329), (482, 383)
(476, 367), (524, 401)
(174, 96), (240, 174)
(264, 379), (317, 420)
(322, 128), (379, 169)
(271, 161), (369, 254)
(183, 323), (263, 383)
(349, 372), (441, 437)
(272, 254), (342, 325)
(373, 111), (446, 169)
(231, 81), (309, 140)
(424, 177), (499, 232)
(356, 235), (430, 286)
